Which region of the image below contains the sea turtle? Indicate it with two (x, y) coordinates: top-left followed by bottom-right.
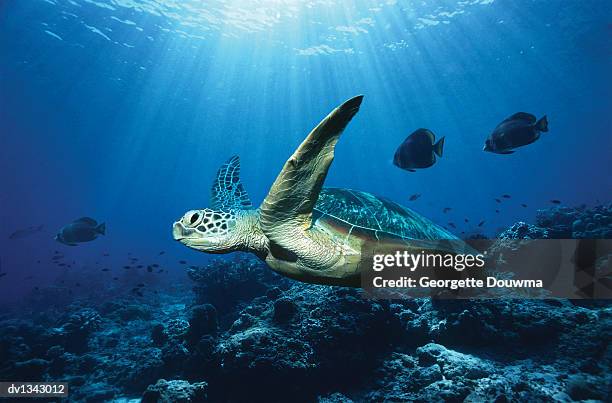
(173, 96), (467, 287)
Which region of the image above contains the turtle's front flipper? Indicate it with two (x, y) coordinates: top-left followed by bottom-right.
(260, 95), (363, 256)
(210, 156), (253, 210)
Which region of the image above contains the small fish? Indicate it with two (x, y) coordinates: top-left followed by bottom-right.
(521, 203), (528, 208)
(101, 268), (109, 272)
(136, 265), (143, 269)
(464, 218), (469, 223)
(151, 264), (159, 268)
(501, 194), (511, 199)
(137, 283), (145, 287)
(113, 277), (119, 280)
(179, 260), (187, 264)
(495, 209), (500, 213)
(550, 199), (561, 204)
(478, 220), (485, 227)
(443, 207), (452, 213)
(55, 217), (105, 246)
(495, 198), (501, 203)
(483, 112), (549, 154)
(147, 266), (153, 273)
(393, 129), (445, 172)
(0, 272), (7, 278)
(9, 224), (44, 240)
(448, 222), (456, 229)
(159, 251), (165, 255)
(123, 265), (130, 269)
(408, 193), (421, 201)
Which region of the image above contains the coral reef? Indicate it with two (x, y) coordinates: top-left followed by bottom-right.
(0, 204), (610, 401)
(142, 379), (208, 403)
(535, 204), (612, 239)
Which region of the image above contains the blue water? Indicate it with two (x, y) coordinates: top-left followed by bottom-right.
(0, 0), (610, 302)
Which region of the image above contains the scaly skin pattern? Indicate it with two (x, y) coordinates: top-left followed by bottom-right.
(261, 218), (362, 287)
(238, 206), (362, 286)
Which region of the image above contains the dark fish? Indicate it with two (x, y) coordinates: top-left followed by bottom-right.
(478, 220), (485, 227)
(0, 272), (6, 278)
(484, 112), (548, 154)
(123, 265), (130, 269)
(393, 129), (445, 172)
(113, 277), (119, 280)
(101, 268), (109, 272)
(495, 209), (500, 213)
(136, 265), (143, 269)
(137, 283), (145, 287)
(55, 217), (105, 246)
(501, 194), (511, 199)
(159, 251), (165, 255)
(521, 203), (528, 208)
(179, 260), (187, 264)
(550, 199), (561, 204)
(464, 218), (469, 223)
(448, 222), (456, 229)
(147, 266), (153, 273)
(495, 198), (501, 203)
(151, 264), (159, 268)
(9, 224), (44, 240)
(103, 253), (110, 256)
(408, 193), (421, 201)
(443, 207), (452, 213)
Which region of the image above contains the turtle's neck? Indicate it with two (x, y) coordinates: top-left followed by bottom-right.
(235, 209), (269, 260)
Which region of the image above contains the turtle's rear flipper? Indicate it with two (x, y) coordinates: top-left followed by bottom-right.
(260, 95), (363, 246)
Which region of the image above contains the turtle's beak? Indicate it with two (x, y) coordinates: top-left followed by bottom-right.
(173, 221), (213, 250)
(173, 221), (192, 241)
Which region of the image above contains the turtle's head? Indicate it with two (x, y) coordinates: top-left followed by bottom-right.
(173, 209), (239, 253)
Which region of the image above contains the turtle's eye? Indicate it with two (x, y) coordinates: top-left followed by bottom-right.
(189, 213), (200, 225)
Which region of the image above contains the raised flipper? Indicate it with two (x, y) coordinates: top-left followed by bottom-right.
(260, 95), (363, 252)
(210, 156), (252, 210)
